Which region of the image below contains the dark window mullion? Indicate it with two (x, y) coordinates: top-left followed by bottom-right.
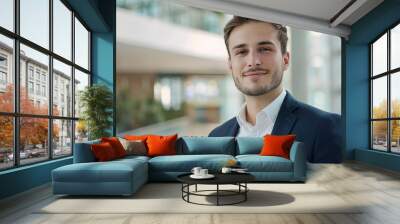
(388, 30), (391, 152)
(14, 0), (20, 167)
(71, 10), (76, 155)
(370, 45), (373, 149)
(49, 0), (53, 160)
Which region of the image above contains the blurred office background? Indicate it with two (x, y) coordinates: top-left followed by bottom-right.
(115, 0), (341, 136)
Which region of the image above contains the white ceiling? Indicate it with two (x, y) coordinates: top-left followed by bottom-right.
(173, 0), (384, 38)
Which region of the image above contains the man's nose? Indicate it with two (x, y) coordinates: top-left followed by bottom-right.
(247, 52), (261, 67)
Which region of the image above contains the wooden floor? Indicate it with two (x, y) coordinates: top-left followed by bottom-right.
(1, 161), (400, 224)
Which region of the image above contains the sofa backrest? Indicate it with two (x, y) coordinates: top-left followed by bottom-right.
(236, 137), (264, 155)
(73, 139), (100, 163)
(177, 137), (235, 155)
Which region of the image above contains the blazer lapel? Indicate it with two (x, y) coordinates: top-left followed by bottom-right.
(272, 91), (299, 135)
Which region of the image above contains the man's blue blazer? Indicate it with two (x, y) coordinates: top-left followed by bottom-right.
(209, 91), (343, 163)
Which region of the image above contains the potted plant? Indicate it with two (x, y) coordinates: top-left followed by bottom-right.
(79, 84), (113, 140)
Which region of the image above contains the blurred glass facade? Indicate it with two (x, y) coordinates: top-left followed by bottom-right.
(116, 0), (341, 136)
(117, 0), (228, 34)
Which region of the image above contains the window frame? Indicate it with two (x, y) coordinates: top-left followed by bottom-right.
(370, 20), (400, 154)
(0, 0), (92, 171)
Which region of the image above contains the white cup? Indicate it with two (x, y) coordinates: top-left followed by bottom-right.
(200, 169), (208, 176)
(191, 167), (202, 176)
(221, 167), (232, 174)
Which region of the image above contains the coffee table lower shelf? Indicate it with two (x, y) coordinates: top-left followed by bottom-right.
(181, 183), (249, 206)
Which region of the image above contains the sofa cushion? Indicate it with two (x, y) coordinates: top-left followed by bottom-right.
(52, 159), (147, 183)
(236, 137), (263, 155)
(177, 137), (235, 155)
(91, 142), (118, 161)
(101, 137), (127, 158)
(236, 155), (293, 172)
(148, 154), (235, 172)
(147, 134), (178, 157)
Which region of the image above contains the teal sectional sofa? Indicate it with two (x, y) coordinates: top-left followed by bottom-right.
(52, 137), (307, 196)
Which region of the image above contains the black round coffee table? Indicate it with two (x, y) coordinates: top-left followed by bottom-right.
(177, 172), (255, 206)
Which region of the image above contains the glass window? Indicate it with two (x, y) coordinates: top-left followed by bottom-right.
(28, 81), (34, 93)
(391, 120), (400, 153)
(74, 69), (89, 118)
(53, 59), (72, 117)
(0, 34), (14, 113)
(0, 116), (13, 170)
(20, 0), (49, 49)
(0, 0), (14, 32)
(372, 77), (387, 119)
(391, 72), (400, 118)
(74, 17), (89, 70)
(53, 0), (72, 60)
(391, 24), (400, 70)
(75, 120), (88, 143)
(19, 117), (49, 165)
(372, 121), (388, 151)
(20, 44), (49, 115)
(53, 119), (72, 158)
(372, 33), (387, 76)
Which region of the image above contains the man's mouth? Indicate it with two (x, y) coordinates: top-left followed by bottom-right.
(242, 70), (267, 77)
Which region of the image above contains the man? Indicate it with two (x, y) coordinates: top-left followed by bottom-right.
(209, 16), (342, 163)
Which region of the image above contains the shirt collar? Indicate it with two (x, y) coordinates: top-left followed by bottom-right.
(236, 89), (286, 128)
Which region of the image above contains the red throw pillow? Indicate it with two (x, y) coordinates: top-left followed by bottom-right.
(259, 135), (296, 159)
(146, 134), (178, 157)
(124, 135), (149, 141)
(91, 142), (117, 161)
(101, 137), (127, 158)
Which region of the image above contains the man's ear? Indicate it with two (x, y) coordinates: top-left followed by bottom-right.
(228, 57), (232, 71)
(283, 51), (290, 71)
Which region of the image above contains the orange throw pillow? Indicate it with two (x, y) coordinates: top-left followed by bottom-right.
(91, 142), (117, 161)
(146, 134), (178, 157)
(101, 137), (127, 158)
(124, 135), (149, 141)
(259, 135), (296, 159)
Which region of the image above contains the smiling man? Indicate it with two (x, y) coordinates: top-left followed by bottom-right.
(209, 16), (342, 163)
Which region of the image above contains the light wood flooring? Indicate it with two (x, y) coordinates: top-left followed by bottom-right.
(1, 161), (400, 224)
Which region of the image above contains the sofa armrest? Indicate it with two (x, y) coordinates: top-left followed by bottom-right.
(73, 140), (100, 163)
(289, 141), (307, 181)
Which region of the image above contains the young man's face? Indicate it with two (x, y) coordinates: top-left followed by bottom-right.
(228, 22), (289, 96)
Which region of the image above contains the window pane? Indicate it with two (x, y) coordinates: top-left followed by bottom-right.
(391, 72), (400, 118)
(0, 0), (14, 31)
(53, 0), (72, 60)
(0, 34), (14, 112)
(74, 69), (89, 118)
(53, 59), (72, 117)
(74, 18), (89, 70)
(0, 116), (13, 170)
(20, 0), (49, 49)
(391, 24), (400, 70)
(372, 33), (387, 76)
(391, 120), (400, 153)
(75, 120), (88, 143)
(20, 44), (49, 115)
(372, 77), (387, 119)
(53, 119), (72, 158)
(20, 117), (49, 165)
(372, 121), (388, 151)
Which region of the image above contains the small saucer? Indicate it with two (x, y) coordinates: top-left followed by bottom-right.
(190, 174), (215, 179)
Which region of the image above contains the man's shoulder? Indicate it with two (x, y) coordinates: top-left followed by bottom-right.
(295, 100), (341, 124)
(208, 117), (238, 137)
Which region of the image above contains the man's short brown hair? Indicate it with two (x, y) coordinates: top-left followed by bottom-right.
(224, 16), (288, 56)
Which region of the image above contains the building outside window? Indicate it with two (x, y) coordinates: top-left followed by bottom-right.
(0, 0), (92, 170)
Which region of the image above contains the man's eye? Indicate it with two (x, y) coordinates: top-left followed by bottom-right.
(260, 48), (270, 52)
(236, 50), (247, 55)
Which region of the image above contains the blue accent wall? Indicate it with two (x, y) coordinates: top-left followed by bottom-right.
(0, 0), (116, 200)
(345, 0), (400, 171)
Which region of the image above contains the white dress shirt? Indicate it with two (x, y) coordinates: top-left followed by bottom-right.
(236, 90), (287, 137)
